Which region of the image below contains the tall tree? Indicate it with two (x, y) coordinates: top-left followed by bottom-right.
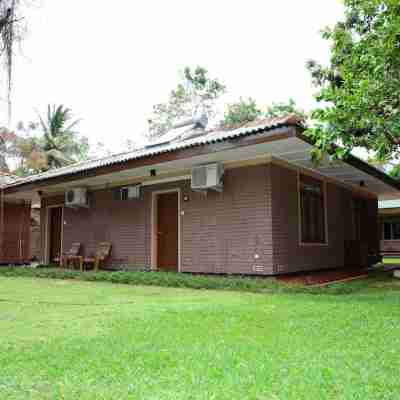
(307, 0), (400, 162)
(0, 0), (28, 122)
(222, 98), (306, 127)
(264, 99), (307, 120)
(12, 105), (89, 176)
(147, 66), (226, 140)
(37, 105), (87, 169)
(223, 97), (262, 127)
(0, 126), (18, 171)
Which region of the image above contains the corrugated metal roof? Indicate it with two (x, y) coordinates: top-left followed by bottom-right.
(379, 200), (400, 209)
(0, 173), (19, 187)
(4, 116), (300, 188)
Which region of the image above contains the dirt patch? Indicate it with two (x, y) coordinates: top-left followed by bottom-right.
(277, 268), (368, 286)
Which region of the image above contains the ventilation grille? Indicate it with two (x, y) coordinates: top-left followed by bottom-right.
(253, 265), (264, 273)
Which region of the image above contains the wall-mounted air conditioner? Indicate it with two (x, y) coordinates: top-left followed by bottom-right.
(191, 163), (224, 192)
(113, 185), (141, 200)
(65, 188), (89, 208)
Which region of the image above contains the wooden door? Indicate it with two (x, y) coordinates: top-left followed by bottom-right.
(157, 192), (178, 271)
(49, 207), (62, 263)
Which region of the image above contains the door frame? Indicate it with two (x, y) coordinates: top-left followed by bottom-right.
(151, 188), (181, 272)
(45, 204), (64, 264)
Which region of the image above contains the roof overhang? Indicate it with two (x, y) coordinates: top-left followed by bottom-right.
(3, 125), (400, 202)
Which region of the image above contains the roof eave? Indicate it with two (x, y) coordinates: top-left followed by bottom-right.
(3, 124), (297, 195)
(295, 130), (400, 193)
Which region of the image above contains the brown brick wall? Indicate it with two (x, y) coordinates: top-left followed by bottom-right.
(40, 162), (378, 274)
(41, 165), (274, 274)
(181, 165), (273, 274)
(270, 163), (378, 273)
(364, 197), (379, 254)
(0, 202), (31, 264)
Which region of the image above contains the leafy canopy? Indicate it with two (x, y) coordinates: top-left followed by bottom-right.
(9, 105), (89, 176)
(0, 127), (18, 171)
(222, 97), (306, 128)
(37, 104), (88, 169)
(147, 66), (226, 139)
(223, 97), (262, 127)
(265, 98), (307, 120)
(307, 0), (400, 162)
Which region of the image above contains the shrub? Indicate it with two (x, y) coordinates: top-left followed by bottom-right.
(222, 97), (262, 127)
(0, 266), (371, 295)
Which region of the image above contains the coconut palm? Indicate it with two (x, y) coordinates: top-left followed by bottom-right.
(37, 105), (85, 169)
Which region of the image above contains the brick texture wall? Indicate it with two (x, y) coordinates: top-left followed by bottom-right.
(41, 165), (274, 274)
(40, 162), (378, 274)
(181, 165), (273, 274)
(270, 163), (378, 273)
(0, 202), (31, 264)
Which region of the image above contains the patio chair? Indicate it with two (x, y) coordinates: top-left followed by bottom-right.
(56, 242), (81, 269)
(79, 242), (112, 272)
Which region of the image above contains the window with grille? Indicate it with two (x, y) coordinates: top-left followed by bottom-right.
(382, 221), (400, 240)
(299, 174), (327, 244)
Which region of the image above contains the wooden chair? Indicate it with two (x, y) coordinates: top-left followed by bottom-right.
(79, 242), (112, 272)
(58, 242), (81, 269)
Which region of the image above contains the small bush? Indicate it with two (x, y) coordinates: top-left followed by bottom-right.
(0, 266), (369, 295)
(222, 97), (262, 127)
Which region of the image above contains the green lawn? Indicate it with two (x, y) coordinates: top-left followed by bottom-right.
(1, 274), (400, 399)
(383, 257), (400, 264)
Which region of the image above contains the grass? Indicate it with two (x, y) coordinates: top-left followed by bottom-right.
(1, 270), (400, 399)
(383, 257), (400, 264)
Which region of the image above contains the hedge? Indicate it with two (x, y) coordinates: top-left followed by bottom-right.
(0, 266), (361, 295)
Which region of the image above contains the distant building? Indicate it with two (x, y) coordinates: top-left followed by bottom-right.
(0, 173), (31, 264)
(379, 200), (400, 256)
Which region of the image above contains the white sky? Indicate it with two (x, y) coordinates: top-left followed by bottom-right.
(6, 0), (344, 153)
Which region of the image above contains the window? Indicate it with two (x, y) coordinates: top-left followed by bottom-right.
(299, 174), (327, 244)
(382, 221), (400, 240)
(113, 187), (129, 201)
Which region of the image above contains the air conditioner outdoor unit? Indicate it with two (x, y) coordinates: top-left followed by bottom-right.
(191, 163), (224, 192)
(113, 185), (141, 200)
(127, 185), (141, 199)
(65, 188), (89, 208)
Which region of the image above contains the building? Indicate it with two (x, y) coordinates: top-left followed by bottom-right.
(379, 199), (400, 257)
(2, 116), (399, 274)
(0, 173), (31, 264)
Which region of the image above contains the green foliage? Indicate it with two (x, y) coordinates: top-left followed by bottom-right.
(265, 98), (307, 120)
(0, 127), (18, 171)
(0, 267), (284, 293)
(0, 266), (380, 295)
(222, 98), (306, 127)
(389, 163), (400, 179)
(307, 0), (400, 162)
(38, 105), (87, 168)
(13, 105), (89, 176)
(147, 66), (226, 139)
(223, 97), (262, 127)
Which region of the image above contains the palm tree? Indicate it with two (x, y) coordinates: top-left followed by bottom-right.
(38, 105), (83, 169)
